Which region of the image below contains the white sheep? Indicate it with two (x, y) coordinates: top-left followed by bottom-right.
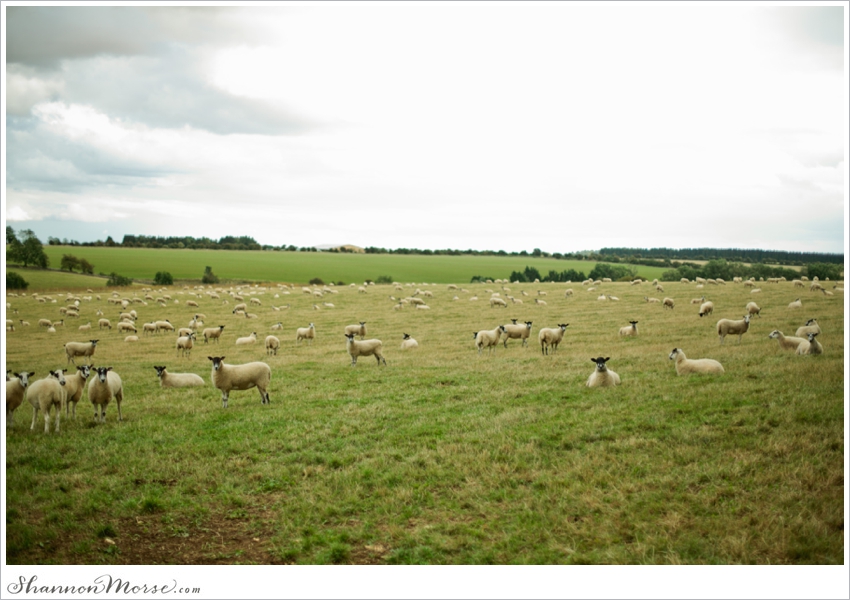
(795, 319), (821, 338)
(538, 323), (568, 355)
(38, 318), (53, 328)
(474, 326), (502, 355)
(796, 332), (824, 356)
(98, 318), (112, 330)
(745, 302), (761, 318)
(142, 322), (158, 335)
(117, 321), (137, 333)
(265, 335), (281, 356)
(645, 297), (660, 304)
(662, 297), (675, 310)
(178, 327), (194, 338)
(344, 321), (367, 340)
(345, 333), (387, 366)
(586, 357), (620, 387)
(87, 366), (124, 423)
(78, 321), (92, 332)
(668, 348), (724, 375)
(63, 364), (93, 418)
(124, 335), (139, 342)
(156, 320), (175, 333)
(400, 333), (419, 350)
(768, 330), (806, 352)
(64, 339), (99, 365)
(788, 298), (803, 309)
(6, 370), (35, 428)
(501, 320), (533, 348)
(698, 300), (714, 318)
(235, 332), (258, 346)
(270, 322), (284, 331)
(203, 325), (225, 343)
(618, 320), (638, 337)
(176, 332), (197, 357)
(535, 298), (547, 306)
(490, 297), (508, 308)
(716, 315), (751, 345)
(153, 365), (204, 388)
(296, 323), (316, 345)
(28, 369), (67, 433)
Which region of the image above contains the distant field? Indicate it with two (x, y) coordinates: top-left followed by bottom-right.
(30, 246), (670, 287)
(6, 268), (110, 291)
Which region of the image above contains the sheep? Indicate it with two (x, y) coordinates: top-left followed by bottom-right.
(156, 320), (175, 333)
(28, 369), (67, 433)
(244, 312), (258, 319)
(232, 303), (248, 314)
(19, 319), (31, 327)
(501, 320), (533, 348)
(87, 366), (124, 423)
(98, 318), (112, 330)
(52, 319), (64, 327)
(78, 321), (92, 332)
(662, 297), (675, 310)
(38, 318), (52, 328)
(186, 300), (200, 307)
(117, 321), (137, 334)
(176, 332), (197, 357)
(691, 297), (704, 305)
(538, 323), (569, 355)
(400, 333), (419, 350)
(474, 326), (503, 355)
(250, 298), (262, 306)
(564, 289), (574, 297)
(645, 297), (660, 304)
(619, 320), (638, 337)
(6, 370), (35, 428)
(716, 315), (751, 345)
(534, 298), (547, 306)
(124, 335), (139, 342)
(235, 332), (258, 346)
(668, 348), (724, 375)
(265, 335), (281, 356)
(203, 325), (225, 343)
(64, 339), (99, 365)
(795, 319), (821, 338)
(345, 333), (386, 366)
(178, 327), (194, 338)
(153, 365), (204, 388)
(490, 297), (508, 308)
(787, 298), (803, 309)
(768, 330), (807, 352)
(796, 332), (824, 356)
(597, 294), (607, 301)
(746, 302), (761, 318)
(344, 321), (367, 340)
(698, 300), (714, 318)
(118, 312), (136, 322)
(61, 364), (93, 418)
(207, 356), (271, 408)
(750, 288), (762, 294)
(586, 357), (620, 387)
(607, 295), (620, 301)
(296, 323), (316, 345)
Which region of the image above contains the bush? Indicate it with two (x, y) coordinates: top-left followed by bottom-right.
(309, 277), (325, 286)
(6, 271), (29, 290)
(805, 262), (843, 281)
(107, 272), (133, 286)
(202, 266), (219, 284)
(375, 275), (393, 284)
(154, 271), (174, 285)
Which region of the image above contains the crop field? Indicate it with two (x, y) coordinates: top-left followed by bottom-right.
(33, 245), (670, 286)
(3, 274), (845, 566)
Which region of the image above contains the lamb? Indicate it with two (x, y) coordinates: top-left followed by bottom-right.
(788, 298), (802, 309)
(87, 366), (124, 423)
(662, 297), (675, 310)
(153, 365), (205, 388)
(746, 302), (761, 318)
(176, 332), (196, 357)
(618, 320), (638, 337)
(668, 348), (724, 375)
(474, 326), (503, 355)
(296, 323), (316, 345)
(203, 325), (225, 343)
(207, 356), (271, 408)
(795, 319), (821, 338)
(28, 369), (67, 433)
(64, 339), (99, 365)
(501, 320), (533, 347)
(345, 333), (387, 366)
(98, 318), (112, 330)
(538, 323), (569, 355)
(344, 321), (367, 340)
(698, 300), (715, 318)
(78, 321), (93, 332)
(768, 330), (806, 352)
(586, 357), (620, 387)
(265, 335), (281, 356)
(716, 315), (751, 345)
(62, 364), (92, 418)
(796, 332), (824, 356)
(400, 333), (419, 350)
(6, 370), (35, 428)
(235, 332), (258, 346)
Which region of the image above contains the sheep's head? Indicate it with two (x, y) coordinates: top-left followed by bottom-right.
(559, 323), (569, 331)
(808, 332), (819, 341)
(591, 357), (611, 371)
(49, 369), (68, 386)
(668, 348), (681, 360)
(14, 371), (36, 388)
(77, 365), (92, 380)
(154, 366), (166, 378)
(768, 330), (780, 339)
(208, 357), (225, 370)
(94, 367), (112, 382)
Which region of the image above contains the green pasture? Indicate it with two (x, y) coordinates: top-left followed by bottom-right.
(4, 276), (845, 565)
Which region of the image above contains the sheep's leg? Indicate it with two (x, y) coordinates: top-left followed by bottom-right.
(6, 409), (12, 428)
(30, 406), (39, 431)
(116, 398), (123, 422)
(54, 406), (61, 433)
(43, 410), (51, 434)
(350, 356), (357, 366)
(221, 391), (229, 409)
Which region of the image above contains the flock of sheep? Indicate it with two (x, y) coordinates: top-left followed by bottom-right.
(5, 273), (840, 431)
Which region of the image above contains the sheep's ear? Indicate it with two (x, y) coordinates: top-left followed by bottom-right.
(604, 357), (610, 362)
(106, 367), (113, 372)
(28, 371), (36, 377)
(590, 358), (597, 363)
(62, 369), (68, 373)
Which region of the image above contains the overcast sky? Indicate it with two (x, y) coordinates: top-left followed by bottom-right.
(3, 3), (847, 254)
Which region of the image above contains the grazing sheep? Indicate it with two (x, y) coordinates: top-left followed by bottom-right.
(768, 330), (806, 352)
(474, 326), (503, 355)
(344, 321), (367, 340)
(64, 339), (99, 365)
(153, 365), (204, 388)
(176, 332), (197, 357)
(795, 319), (821, 338)
(142, 322), (157, 336)
(62, 365), (93, 418)
(98, 318), (112, 330)
(490, 297), (508, 308)
(400, 333), (419, 350)
(265, 335), (281, 356)
(178, 327), (194, 338)
(28, 369), (67, 433)
(662, 297), (675, 310)
(796, 332), (824, 356)
(698, 300), (714, 318)
(117, 321), (137, 334)
(586, 357), (620, 388)
(235, 332), (258, 346)
(87, 366), (124, 423)
(750, 288), (762, 294)
(746, 302), (761, 318)
(716, 315), (751, 345)
(788, 298), (803, 309)
(296, 323), (316, 345)
(232, 303), (248, 314)
(668, 348), (724, 375)
(207, 356), (271, 408)
(345, 333), (387, 366)
(38, 318), (52, 328)
(203, 325), (225, 343)
(6, 370), (35, 428)
(538, 323), (569, 355)
(156, 320), (175, 333)
(186, 300), (200, 307)
(501, 320), (533, 348)
(618, 320), (638, 337)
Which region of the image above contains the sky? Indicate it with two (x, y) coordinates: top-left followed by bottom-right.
(3, 2), (848, 254)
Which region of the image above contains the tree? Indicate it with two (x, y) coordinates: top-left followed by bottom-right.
(61, 254), (81, 272)
(154, 271), (174, 285)
(107, 272), (133, 286)
(202, 266), (220, 284)
(6, 228), (49, 268)
(6, 271), (29, 290)
(79, 258), (94, 275)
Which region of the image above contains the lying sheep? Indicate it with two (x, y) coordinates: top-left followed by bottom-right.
(501, 320), (533, 348)
(474, 326), (503, 355)
(78, 321), (93, 332)
(296, 323), (315, 345)
(124, 335), (139, 342)
(796, 332), (824, 356)
(795, 318), (821, 338)
(538, 324), (568, 355)
(344, 321), (367, 340)
(645, 297), (660, 304)
(235, 332), (258, 346)
(345, 333), (387, 366)
(618, 320), (638, 337)
(668, 348), (724, 375)
(87, 366), (124, 423)
(788, 298), (803, 309)
(270, 322), (284, 331)
(265, 335), (281, 356)
(203, 325), (225, 343)
(768, 330), (806, 352)
(153, 365), (204, 388)
(400, 333), (419, 350)
(586, 357), (620, 387)
(63, 364), (92, 418)
(716, 315), (751, 345)
(177, 332), (196, 357)
(28, 369), (67, 433)
(746, 302), (761, 318)
(64, 339), (99, 365)
(208, 356), (271, 408)
(6, 370), (35, 428)
(698, 300), (714, 318)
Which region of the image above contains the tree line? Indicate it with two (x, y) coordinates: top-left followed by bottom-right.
(599, 247), (843, 266)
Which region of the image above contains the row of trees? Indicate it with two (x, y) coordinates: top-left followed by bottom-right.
(599, 247), (843, 266)
(660, 259), (842, 282)
(60, 254), (94, 274)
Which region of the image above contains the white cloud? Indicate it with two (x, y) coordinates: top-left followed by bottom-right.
(6, 206), (32, 221)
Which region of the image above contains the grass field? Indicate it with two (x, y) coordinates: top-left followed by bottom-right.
(4, 274), (845, 566)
